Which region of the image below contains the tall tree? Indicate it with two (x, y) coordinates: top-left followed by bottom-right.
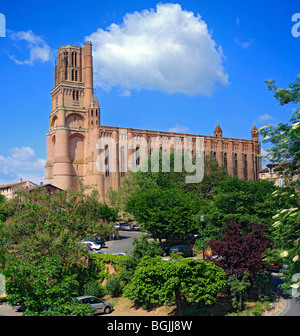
(208, 221), (270, 280)
(124, 255), (226, 316)
(258, 76), (300, 189)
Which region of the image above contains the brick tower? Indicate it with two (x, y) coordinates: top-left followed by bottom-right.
(45, 41), (104, 199)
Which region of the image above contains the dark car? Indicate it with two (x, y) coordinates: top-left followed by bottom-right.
(169, 245), (193, 257)
(268, 262), (282, 273)
(161, 245), (171, 257)
(132, 224), (140, 231)
(119, 223), (127, 230)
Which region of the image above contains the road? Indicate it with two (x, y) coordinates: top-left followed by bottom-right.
(271, 273), (300, 316)
(102, 230), (142, 255)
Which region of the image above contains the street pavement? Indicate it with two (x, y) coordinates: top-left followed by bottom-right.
(103, 230), (142, 255)
(271, 273), (300, 316)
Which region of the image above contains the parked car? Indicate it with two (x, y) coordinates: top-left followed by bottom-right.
(124, 224), (133, 231)
(82, 237), (105, 248)
(114, 223), (121, 230)
(132, 224), (140, 231)
(111, 252), (126, 256)
(75, 296), (113, 314)
(169, 245), (193, 257)
(119, 222), (127, 230)
(80, 241), (101, 251)
(186, 232), (200, 240)
(268, 262), (282, 273)
(161, 245), (171, 257)
(89, 250), (106, 255)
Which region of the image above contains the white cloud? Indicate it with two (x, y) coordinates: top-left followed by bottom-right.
(8, 30), (52, 65)
(0, 147), (45, 185)
(86, 3), (229, 96)
(234, 37), (253, 49)
(259, 113), (274, 122)
(168, 124), (190, 133)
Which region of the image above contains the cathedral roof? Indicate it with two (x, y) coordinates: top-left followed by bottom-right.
(214, 121), (223, 137)
(251, 122), (258, 132)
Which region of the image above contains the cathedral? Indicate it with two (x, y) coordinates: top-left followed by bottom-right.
(45, 42), (261, 202)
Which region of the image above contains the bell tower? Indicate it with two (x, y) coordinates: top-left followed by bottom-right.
(45, 41), (101, 191)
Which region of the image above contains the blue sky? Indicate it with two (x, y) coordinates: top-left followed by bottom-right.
(0, 0), (299, 185)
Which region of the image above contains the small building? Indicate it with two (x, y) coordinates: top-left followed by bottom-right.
(29, 183), (64, 195)
(259, 163), (284, 187)
(0, 179), (37, 199)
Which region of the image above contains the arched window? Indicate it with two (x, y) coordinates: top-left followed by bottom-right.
(105, 145), (109, 177)
(244, 154), (248, 179)
(75, 70), (78, 81)
(224, 153), (227, 171)
(135, 146), (140, 166)
(234, 153), (238, 176)
(72, 69), (75, 81)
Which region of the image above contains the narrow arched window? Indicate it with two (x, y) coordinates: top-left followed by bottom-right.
(224, 153), (227, 171)
(244, 154), (248, 179)
(135, 146), (140, 167)
(234, 153), (238, 176)
(72, 69), (74, 81)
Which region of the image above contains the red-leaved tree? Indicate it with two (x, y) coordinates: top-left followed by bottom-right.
(208, 221), (270, 280)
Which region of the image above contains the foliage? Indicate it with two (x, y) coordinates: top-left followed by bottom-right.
(82, 279), (105, 298)
(6, 255), (84, 315)
(1, 184), (117, 315)
(267, 190), (300, 296)
(258, 76), (300, 189)
(208, 221), (270, 280)
(126, 187), (201, 240)
(116, 234), (162, 293)
(227, 271), (251, 311)
(90, 253), (125, 283)
(194, 176), (294, 254)
(106, 274), (123, 297)
(124, 254), (226, 316)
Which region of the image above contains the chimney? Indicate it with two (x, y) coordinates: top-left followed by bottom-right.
(40, 182), (44, 186)
(19, 178), (23, 183)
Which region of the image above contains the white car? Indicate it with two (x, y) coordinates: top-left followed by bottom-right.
(81, 241), (101, 251)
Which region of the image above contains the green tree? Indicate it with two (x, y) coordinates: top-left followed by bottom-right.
(124, 255), (226, 316)
(195, 176), (294, 248)
(126, 186), (201, 240)
(1, 184), (116, 315)
(227, 271), (251, 311)
(6, 255), (95, 316)
(258, 76), (300, 189)
(267, 190), (300, 296)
